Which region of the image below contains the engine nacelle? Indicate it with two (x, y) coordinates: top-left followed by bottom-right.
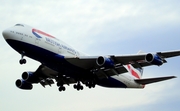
(145, 53), (163, 66)
(22, 72), (39, 83)
(15, 79), (33, 90)
(96, 56), (114, 68)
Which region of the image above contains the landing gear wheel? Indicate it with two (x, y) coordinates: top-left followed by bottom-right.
(58, 87), (62, 92)
(77, 87), (80, 91)
(85, 81), (96, 89)
(19, 59), (26, 64)
(73, 84), (77, 89)
(58, 86), (66, 92)
(73, 82), (83, 91)
(80, 86), (83, 90)
(62, 86), (65, 91)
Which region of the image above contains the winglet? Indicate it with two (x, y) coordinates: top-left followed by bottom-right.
(134, 76), (176, 85)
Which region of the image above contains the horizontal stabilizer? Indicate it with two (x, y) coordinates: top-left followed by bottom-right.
(135, 76), (176, 85)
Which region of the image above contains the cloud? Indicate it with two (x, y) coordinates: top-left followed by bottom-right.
(2, 0), (180, 51)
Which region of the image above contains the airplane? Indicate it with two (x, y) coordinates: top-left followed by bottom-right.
(2, 23), (180, 92)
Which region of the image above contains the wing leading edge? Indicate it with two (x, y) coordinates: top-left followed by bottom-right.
(67, 50), (180, 68)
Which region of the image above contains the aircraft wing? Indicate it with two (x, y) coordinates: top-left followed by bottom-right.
(102, 50), (180, 66)
(67, 50), (180, 67)
(65, 50), (180, 78)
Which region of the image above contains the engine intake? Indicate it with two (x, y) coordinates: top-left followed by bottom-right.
(96, 56), (114, 68)
(22, 72), (39, 83)
(145, 53), (163, 66)
(15, 79), (33, 90)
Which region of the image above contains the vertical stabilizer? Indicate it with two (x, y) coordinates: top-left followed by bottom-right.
(137, 50), (145, 54)
(127, 64), (143, 79)
(126, 50), (144, 79)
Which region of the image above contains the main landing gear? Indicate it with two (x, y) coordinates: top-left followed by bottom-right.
(85, 81), (96, 89)
(57, 82), (66, 92)
(57, 81), (83, 92)
(58, 86), (66, 92)
(19, 51), (26, 65)
(56, 77), (96, 92)
(73, 81), (83, 91)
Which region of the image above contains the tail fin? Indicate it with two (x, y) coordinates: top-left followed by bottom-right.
(127, 64), (143, 79)
(137, 50), (145, 54)
(127, 50), (145, 79)
(134, 76), (176, 85)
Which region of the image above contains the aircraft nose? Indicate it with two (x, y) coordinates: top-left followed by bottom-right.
(2, 29), (10, 40)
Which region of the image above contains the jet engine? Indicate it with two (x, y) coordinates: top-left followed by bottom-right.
(96, 56), (114, 68)
(22, 72), (39, 83)
(15, 79), (33, 90)
(145, 53), (163, 66)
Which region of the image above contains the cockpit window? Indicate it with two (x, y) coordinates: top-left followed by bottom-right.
(15, 24), (24, 27)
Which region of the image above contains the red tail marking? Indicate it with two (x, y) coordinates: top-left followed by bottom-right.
(127, 65), (140, 79)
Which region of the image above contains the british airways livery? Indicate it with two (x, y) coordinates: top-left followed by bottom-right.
(2, 24), (180, 92)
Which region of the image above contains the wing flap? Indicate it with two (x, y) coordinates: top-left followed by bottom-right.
(134, 76), (176, 85)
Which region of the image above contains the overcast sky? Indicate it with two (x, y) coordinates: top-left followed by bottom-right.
(1, 0), (180, 111)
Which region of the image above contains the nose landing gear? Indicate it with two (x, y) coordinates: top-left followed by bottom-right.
(19, 51), (26, 64)
(19, 59), (26, 64)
